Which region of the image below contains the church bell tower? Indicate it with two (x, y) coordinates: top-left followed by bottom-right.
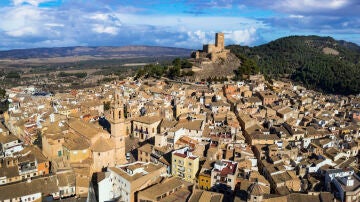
(108, 89), (127, 165)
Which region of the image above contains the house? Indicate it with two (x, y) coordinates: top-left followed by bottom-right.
(277, 107), (295, 121)
(325, 168), (360, 202)
(0, 130), (23, 157)
(258, 91), (278, 105)
(137, 177), (193, 202)
(211, 160), (238, 190)
(172, 147), (200, 183)
(0, 172), (76, 202)
(0, 146), (50, 186)
(211, 101), (231, 114)
(132, 116), (162, 142)
(96, 162), (166, 202)
(137, 143), (152, 163)
(188, 189), (224, 202)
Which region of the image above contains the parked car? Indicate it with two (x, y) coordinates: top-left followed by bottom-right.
(126, 152), (131, 161)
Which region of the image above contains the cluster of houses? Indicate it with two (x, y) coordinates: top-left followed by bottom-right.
(0, 74), (359, 202)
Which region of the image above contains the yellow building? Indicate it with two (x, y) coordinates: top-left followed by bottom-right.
(172, 147), (199, 183)
(198, 172), (212, 190)
(63, 132), (91, 164)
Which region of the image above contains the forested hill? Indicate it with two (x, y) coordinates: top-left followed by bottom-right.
(228, 36), (360, 95)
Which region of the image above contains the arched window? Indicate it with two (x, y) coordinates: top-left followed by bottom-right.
(119, 110), (121, 119)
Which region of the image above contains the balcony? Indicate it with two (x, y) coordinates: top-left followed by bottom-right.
(134, 129), (148, 134)
(19, 165), (37, 175)
(178, 167), (185, 172)
(177, 173), (184, 178)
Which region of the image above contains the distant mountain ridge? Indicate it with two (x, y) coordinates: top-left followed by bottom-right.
(0, 46), (192, 59)
(228, 35), (360, 95)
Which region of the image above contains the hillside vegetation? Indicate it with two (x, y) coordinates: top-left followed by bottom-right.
(228, 36), (360, 95)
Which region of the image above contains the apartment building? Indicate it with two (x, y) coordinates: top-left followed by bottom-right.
(172, 147), (199, 183)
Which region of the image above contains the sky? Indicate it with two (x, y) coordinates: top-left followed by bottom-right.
(0, 0), (359, 50)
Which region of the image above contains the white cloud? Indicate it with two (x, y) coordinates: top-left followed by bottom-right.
(0, 5), (43, 36)
(289, 14), (304, 19)
(225, 28), (258, 45)
(44, 23), (64, 27)
(0, 0), (358, 50)
(92, 25), (119, 35)
(90, 13), (113, 21)
(253, 0), (355, 14)
(187, 30), (210, 44)
(12, 0), (55, 6)
(6, 27), (38, 37)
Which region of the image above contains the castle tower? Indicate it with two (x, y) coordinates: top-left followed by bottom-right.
(108, 89), (127, 165)
(215, 33), (225, 50)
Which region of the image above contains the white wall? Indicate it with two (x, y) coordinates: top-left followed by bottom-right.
(98, 175), (113, 202)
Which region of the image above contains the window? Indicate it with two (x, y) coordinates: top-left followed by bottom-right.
(58, 150), (62, 157)
(98, 153), (101, 156)
(188, 162), (192, 166)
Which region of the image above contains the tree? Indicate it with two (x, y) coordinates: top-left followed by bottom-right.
(172, 58), (181, 68)
(6, 71), (21, 79)
(33, 130), (42, 149)
(103, 101), (111, 111)
(167, 65), (181, 79)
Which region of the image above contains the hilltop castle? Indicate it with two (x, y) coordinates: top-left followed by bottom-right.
(193, 32), (230, 62)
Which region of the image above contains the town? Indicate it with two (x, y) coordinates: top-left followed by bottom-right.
(0, 34), (359, 202)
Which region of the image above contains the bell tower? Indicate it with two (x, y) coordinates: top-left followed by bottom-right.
(108, 89), (126, 165)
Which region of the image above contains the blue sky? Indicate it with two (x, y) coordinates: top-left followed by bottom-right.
(0, 0), (359, 50)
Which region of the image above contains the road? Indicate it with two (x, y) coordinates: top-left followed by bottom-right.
(125, 136), (139, 163)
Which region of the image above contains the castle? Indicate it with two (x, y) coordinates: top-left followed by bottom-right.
(193, 32), (230, 62)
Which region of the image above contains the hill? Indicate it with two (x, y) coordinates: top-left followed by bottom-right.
(0, 46), (191, 59)
(228, 36), (360, 95)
